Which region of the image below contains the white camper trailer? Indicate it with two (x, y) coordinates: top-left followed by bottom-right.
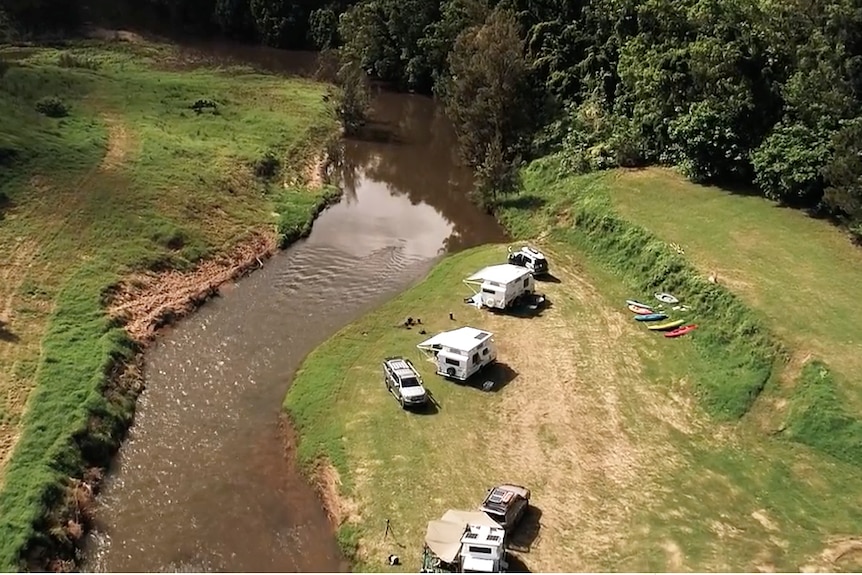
(464, 264), (535, 310)
(417, 327), (497, 381)
(422, 510), (509, 573)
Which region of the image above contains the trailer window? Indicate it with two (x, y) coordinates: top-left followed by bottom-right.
(523, 278), (529, 287)
(482, 288), (496, 294)
(445, 357), (460, 366)
(482, 348), (489, 355)
(467, 546), (493, 555)
(472, 353), (479, 363)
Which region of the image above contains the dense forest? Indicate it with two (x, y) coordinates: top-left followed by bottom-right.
(3, 0), (862, 238)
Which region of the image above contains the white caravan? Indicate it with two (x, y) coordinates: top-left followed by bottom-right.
(417, 327), (497, 381)
(464, 264), (535, 310)
(423, 509), (509, 573)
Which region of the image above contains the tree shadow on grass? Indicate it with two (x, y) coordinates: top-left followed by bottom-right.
(497, 195), (547, 211)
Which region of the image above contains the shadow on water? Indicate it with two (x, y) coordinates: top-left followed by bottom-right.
(83, 34), (508, 574)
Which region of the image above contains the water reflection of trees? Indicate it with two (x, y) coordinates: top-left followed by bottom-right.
(330, 87), (507, 253)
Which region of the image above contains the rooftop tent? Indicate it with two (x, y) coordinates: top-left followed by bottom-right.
(466, 264), (532, 285)
(425, 510), (503, 564)
(417, 327), (493, 353)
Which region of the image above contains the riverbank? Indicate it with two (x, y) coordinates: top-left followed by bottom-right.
(285, 156), (862, 571)
(0, 39), (339, 570)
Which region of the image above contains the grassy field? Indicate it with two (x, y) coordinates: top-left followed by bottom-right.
(608, 169), (862, 403)
(0, 39), (336, 569)
(286, 160), (862, 572)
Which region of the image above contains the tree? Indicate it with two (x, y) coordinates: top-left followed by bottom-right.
(308, 6), (339, 49)
(823, 117), (862, 239)
(334, 56), (372, 136)
(441, 7), (534, 206)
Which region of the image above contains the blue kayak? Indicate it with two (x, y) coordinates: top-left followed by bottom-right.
(634, 313), (667, 322)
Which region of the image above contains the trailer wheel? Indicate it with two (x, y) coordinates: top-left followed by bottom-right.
(446, 367), (456, 377)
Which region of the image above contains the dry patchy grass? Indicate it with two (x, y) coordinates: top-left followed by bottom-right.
(287, 244), (709, 571)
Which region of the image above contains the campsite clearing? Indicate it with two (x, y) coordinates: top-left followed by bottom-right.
(286, 241), (862, 572)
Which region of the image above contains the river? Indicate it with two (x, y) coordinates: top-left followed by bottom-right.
(82, 43), (507, 572)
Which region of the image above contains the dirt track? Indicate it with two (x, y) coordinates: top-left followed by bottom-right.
(470, 247), (702, 570)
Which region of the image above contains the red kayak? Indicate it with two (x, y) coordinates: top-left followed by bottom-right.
(665, 324), (698, 338)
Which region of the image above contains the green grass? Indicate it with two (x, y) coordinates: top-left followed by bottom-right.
(499, 159), (781, 420)
(286, 155), (862, 572)
(0, 39), (338, 570)
(608, 168), (862, 399)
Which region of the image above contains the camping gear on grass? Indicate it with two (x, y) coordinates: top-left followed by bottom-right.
(626, 299), (653, 310)
(634, 313), (667, 322)
(665, 324), (698, 338)
(654, 292), (679, 304)
(628, 304), (654, 314)
(647, 319), (685, 331)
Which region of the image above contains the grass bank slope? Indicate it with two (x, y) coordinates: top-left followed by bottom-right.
(0, 39), (336, 569)
(287, 158), (862, 572)
(609, 168), (862, 403)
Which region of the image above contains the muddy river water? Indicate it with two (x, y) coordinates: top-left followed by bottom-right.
(83, 45), (506, 572)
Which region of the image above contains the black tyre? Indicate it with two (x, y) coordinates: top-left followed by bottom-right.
(446, 367), (456, 377)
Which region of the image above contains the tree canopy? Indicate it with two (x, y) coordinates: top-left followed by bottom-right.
(7, 0), (862, 238)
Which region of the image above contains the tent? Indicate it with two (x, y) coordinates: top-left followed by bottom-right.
(424, 510), (502, 563)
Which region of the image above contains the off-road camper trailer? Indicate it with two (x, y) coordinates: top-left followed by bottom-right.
(464, 264), (535, 310)
(417, 327), (497, 381)
(422, 510), (509, 573)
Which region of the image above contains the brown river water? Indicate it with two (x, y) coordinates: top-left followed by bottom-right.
(82, 42), (507, 572)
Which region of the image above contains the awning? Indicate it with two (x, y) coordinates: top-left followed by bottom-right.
(417, 327), (493, 353)
(424, 510), (503, 564)
(425, 519), (466, 564)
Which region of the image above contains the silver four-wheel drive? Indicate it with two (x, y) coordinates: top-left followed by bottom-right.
(383, 357), (429, 409)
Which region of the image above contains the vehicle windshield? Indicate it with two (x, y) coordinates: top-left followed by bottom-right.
(401, 377), (421, 387)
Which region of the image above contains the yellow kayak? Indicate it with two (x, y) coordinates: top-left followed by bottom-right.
(647, 319), (685, 331)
